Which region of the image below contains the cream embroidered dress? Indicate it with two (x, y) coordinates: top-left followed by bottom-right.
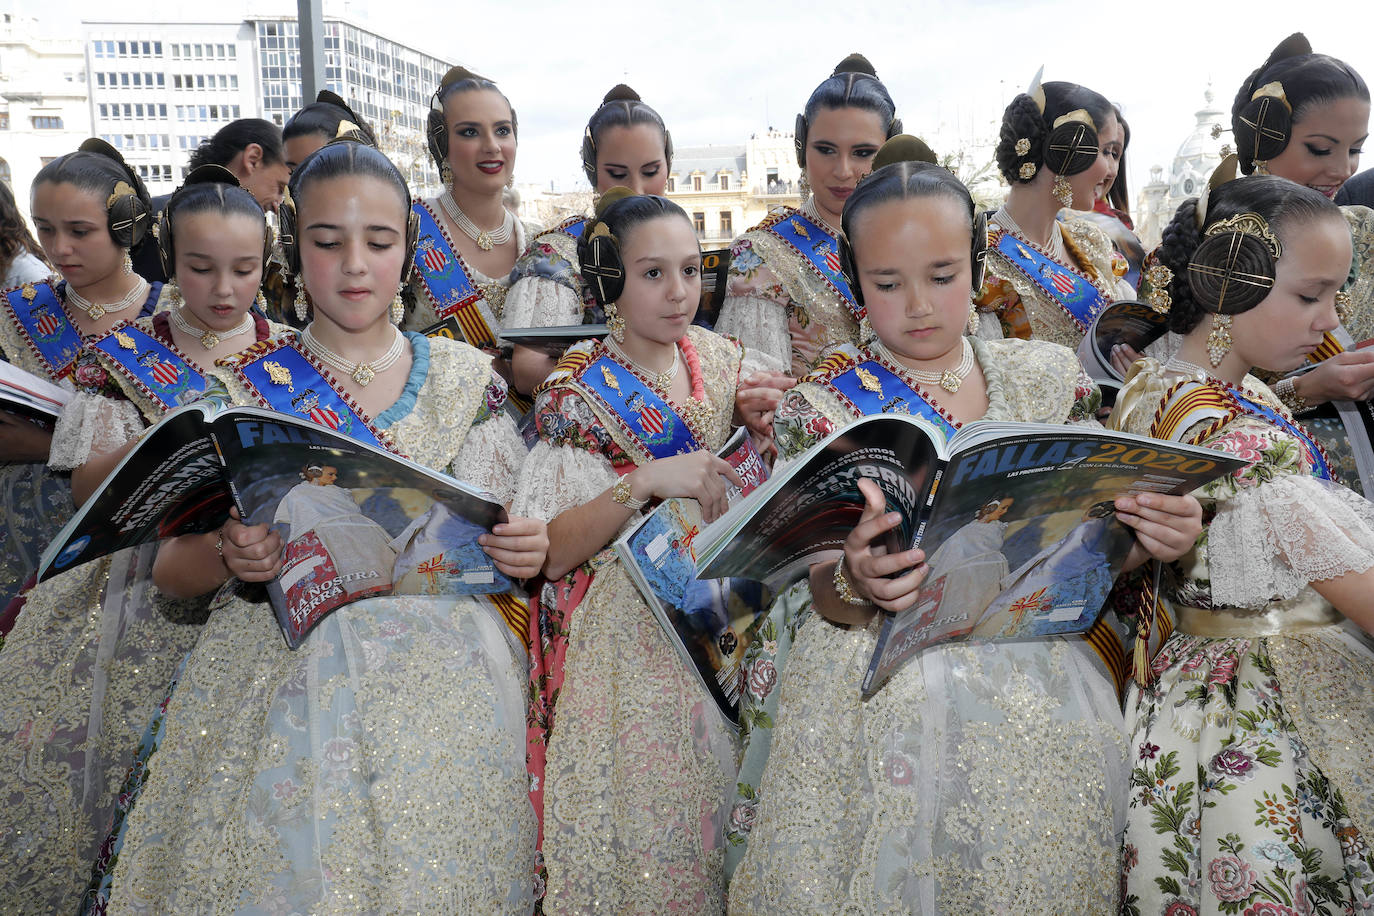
(716, 202), (857, 376)
(96, 334), (538, 914)
(503, 216), (597, 329)
(974, 214), (1132, 348)
(1112, 359), (1374, 916)
(516, 325), (742, 914)
(728, 337), (1130, 915)
(0, 313), (282, 911)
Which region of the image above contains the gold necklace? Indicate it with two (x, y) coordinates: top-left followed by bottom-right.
(170, 307), (253, 350)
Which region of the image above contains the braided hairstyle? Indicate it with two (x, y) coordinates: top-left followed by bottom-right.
(188, 118), (285, 171)
(427, 67), (517, 173)
(576, 189), (693, 309)
(996, 81), (1115, 184)
(581, 85), (671, 187)
(1154, 175), (1337, 334)
(1232, 33), (1368, 175)
(284, 91), (378, 149)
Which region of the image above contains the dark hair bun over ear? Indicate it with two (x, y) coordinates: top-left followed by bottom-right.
(1185, 217), (1279, 315)
(578, 186), (637, 306)
(1042, 116), (1100, 178)
(78, 137), (153, 250)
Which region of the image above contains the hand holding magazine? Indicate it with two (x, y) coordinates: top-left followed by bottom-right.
(693, 413), (1244, 696)
(38, 401), (510, 649)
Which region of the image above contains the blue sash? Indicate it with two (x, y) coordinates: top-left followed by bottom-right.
(761, 210), (860, 319)
(994, 231), (1107, 331)
(573, 351), (701, 458)
(227, 339), (387, 451)
(555, 216), (588, 239)
(4, 280), (84, 379)
(823, 358), (958, 442)
(1231, 390), (1332, 481)
(410, 200), (496, 348)
(92, 323), (210, 411)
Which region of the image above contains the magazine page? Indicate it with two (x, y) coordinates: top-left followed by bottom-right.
(210, 408), (509, 649)
(1301, 398), (1374, 498)
(694, 248), (731, 330)
(1075, 299), (1168, 384)
(694, 413), (947, 586)
(862, 425), (1245, 696)
(0, 359), (71, 423)
(613, 427), (772, 723)
(37, 401), (227, 581)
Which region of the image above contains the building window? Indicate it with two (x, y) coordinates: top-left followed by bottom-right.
(719, 174), (729, 190)
(692, 175), (702, 191)
(692, 211), (706, 234)
(720, 211), (733, 236)
(32, 116), (64, 130)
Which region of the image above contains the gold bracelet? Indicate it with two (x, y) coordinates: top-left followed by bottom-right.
(1274, 376), (1308, 414)
(832, 556), (869, 606)
(611, 474), (648, 511)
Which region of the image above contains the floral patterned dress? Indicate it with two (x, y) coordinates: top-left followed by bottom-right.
(515, 325), (743, 914)
(503, 216), (601, 329)
(974, 214), (1132, 348)
(93, 335), (538, 914)
(728, 336), (1131, 914)
(0, 312), (278, 911)
(1112, 359), (1374, 916)
(715, 202), (855, 376)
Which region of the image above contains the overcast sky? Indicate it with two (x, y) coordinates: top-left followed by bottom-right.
(17, 0), (1373, 206)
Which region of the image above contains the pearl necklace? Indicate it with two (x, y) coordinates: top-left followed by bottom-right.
(801, 195), (843, 239)
(873, 336), (976, 393)
(440, 189), (514, 251)
(607, 339), (680, 392)
(170, 307), (253, 350)
(66, 277), (149, 320)
(302, 325), (406, 387)
(993, 206), (1065, 262)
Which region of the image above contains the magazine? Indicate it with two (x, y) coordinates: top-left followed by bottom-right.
(693, 413), (1244, 696)
(694, 248), (731, 330)
(1299, 397), (1374, 499)
(37, 401), (510, 649)
(613, 427), (772, 724)
(1075, 299), (1169, 402)
(0, 360), (71, 424)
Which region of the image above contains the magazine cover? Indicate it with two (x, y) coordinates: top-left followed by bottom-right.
(614, 427), (773, 723)
(1076, 299), (1169, 387)
(694, 247), (731, 330)
(213, 412), (510, 648)
(0, 359), (72, 424)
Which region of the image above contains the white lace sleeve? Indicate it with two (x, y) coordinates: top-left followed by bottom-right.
(47, 391), (145, 471)
(1142, 330), (1183, 363)
(512, 440), (618, 523)
(716, 295), (791, 372)
(740, 344), (787, 376)
(452, 412), (527, 506)
(503, 277), (583, 328)
(1208, 474), (1374, 608)
(970, 309), (1004, 340)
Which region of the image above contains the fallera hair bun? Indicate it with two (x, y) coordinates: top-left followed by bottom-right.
(602, 84), (641, 104)
(1256, 32), (1313, 80)
(592, 185), (636, 220)
(833, 53), (877, 78)
(872, 134), (939, 170)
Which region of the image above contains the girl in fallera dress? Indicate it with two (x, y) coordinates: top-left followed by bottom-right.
(975, 75), (1135, 348)
(405, 66), (539, 347)
(516, 189), (774, 914)
(1112, 173), (1374, 915)
(89, 139), (548, 914)
(717, 53), (909, 377)
(0, 166), (290, 910)
(726, 139), (1203, 914)
(0, 140), (164, 610)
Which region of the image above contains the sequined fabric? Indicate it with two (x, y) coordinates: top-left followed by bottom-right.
(1341, 204), (1374, 343)
(729, 336), (1126, 913)
(98, 338), (540, 913)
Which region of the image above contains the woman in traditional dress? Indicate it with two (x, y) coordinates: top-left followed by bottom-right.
(716, 53), (905, 377)
(1112, 173), (1374, 915)
(727, 141), (1202, 914)
(90, 139), (547, 914)
(404, 66), (539, 349)
(1212, 33), (1374, 415)
(975, 76), (1134, 348)
(517, 189), (771, 914)
(0, 140), (164, 612)
(0, 166), (288, 909)
(273, 463), (398, 598)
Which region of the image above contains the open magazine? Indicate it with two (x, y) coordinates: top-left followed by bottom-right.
(613, 427), (771, 725)
(0, 360), (71, 424)
(694, 413), (1244, 696)
(1075, 299), (1169, 403)
(37, 402), (509, 649)
(694, 247), (731, 330)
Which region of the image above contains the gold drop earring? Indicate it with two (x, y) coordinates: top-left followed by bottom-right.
(605, 301), (626, 344)
(1206, 314), (1233, 368)
(1052, 175), (1073, 209)
(294, 281), (309, 324)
